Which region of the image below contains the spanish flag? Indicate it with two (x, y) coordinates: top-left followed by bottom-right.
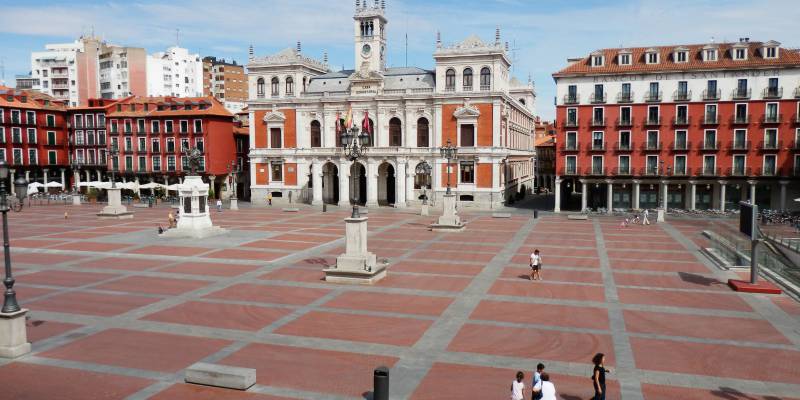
(343, 105), (353, 129)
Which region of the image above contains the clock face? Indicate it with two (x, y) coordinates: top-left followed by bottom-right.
(362, 44), (371, 56)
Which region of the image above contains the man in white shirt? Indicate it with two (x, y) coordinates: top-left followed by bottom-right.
(534, 373), (556, 400)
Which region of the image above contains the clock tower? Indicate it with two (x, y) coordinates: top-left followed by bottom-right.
(353, 0), (387, 75)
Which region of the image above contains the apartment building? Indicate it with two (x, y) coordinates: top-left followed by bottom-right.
(203, 57), (248, 113)
(147, 47), (204, 98)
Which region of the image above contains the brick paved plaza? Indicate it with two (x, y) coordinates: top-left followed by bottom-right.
(1, 204), (799, 399)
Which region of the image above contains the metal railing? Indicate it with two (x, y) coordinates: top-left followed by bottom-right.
(730, 140), (750, 150)
(762, 87), (783, 99)
(701, 141), (718, 150)
(702, 89), (721, 101)
(732, 114), (750, 124)
(762, 114), (782, 124)
(590, 92), (606, 103)
(673, 90), (691, 101)
(616, 117), (633, 127)
(645, 116), (661, 126)
(644, 91), (662, 102)
(758, 140), (781, 150)
(563, 94), (579, 104)
(673, 115), (690, 126)
(642, 141), (662, 151)
(702, 114), (719, 124)
(731, 88), (751, 99)
(616, 92), (634, 103)
(590, 117), (606, 127)
(672, 141), (690, 151)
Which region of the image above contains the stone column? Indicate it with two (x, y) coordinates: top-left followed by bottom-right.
(606, 180), (613, 214)
(779, 180), (788, 210)
(74, 170), (80, 192)
(311, 160), (323, 206)
(553, 178), (561, 213)
(9, 169), (15, 196)
(748, 180), (757, 203)
(85, 170), (90, 183)
(632, 180), (640, 210)
(395, 160), (407, 208)
(135, 176), (141, 196)
(338, 159), (350, 207)
(719, 180), (727, 212)
(580, 180), (588, 211)
(60, 168), (66, 191)
(406, 163), (415, 206)
(366, 160), (378, 207)
(25, 170), (30, 184)
(688, 181), (696, 210)
(661, 181), (668, 211)
(43, 169), (49, 185)
(164, 175), (169, 186)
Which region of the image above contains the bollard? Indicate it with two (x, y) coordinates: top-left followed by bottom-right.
(533, 209), (539, 219)
(322, 204), (327, 213)
(373, 366), (389, 400)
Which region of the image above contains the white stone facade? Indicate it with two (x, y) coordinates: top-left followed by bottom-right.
(147, 46), (204, 97)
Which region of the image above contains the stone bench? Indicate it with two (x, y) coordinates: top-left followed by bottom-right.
(282, 207), (300, 212)
(567, 214), (588, 220)
(491, 213), (511, 218)
(185, 362), (256, 390)
(132, 204), (150, 208)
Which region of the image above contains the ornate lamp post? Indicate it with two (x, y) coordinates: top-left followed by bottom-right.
(340, 125), (371, 218)
(414, 161), (432, 205)
(0, 160), (29, 314)
(227, 160), (239, 199)
(107, 144), (119, 189)
(439, 139), (457, 195)
(70, 158), (80, 193)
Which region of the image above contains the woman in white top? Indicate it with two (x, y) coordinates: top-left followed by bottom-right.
(510, 371), (525, 400)
(537, 373), (557, 400)
(530, 249), (542, 281)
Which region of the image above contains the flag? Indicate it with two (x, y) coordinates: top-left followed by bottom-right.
(335, 112), (342, 134)
(362, 110), (372, 134)
(343, 105), (353, 129)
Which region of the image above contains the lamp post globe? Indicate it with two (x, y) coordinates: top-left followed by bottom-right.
(341, 126), (369, 217)
(439, 139), (457, 195)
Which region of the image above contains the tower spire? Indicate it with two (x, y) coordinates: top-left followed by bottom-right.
(436, 31), (442, 48)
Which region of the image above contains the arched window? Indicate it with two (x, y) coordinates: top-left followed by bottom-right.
(302, 77), (307, 93)
(310, 120), (321, 148)
(389, 117), (402, 147)
(463, 68), (473, 90)
(256, 78), (265, 97)
(480, 67), (491, 90)
(519, 98), (526, 105)
(285, 77), (294, 95)
(417, 117), (429, 147)
(271, 77), (279, 96)
(445, 69), (456, 91)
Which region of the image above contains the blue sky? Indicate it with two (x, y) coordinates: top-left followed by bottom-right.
(2, 0), (800, 119)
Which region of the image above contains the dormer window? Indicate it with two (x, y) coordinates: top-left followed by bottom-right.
(591, 54), (604, 67)
(618, 51), (631, 66)
(675, 51), (688, 63)
(704, 48), (718, 62)
(765, 46), (778, 58)
(734, 47), (748, 60)
(645, 50), (659, 64)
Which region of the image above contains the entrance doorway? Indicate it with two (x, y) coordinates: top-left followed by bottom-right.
(322, 162), (339, 204)
(350, 162), (367, 205)
(378, 162), (395, 206)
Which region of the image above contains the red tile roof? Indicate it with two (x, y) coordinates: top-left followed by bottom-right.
(106, 96), (233, 118)
(553, 41), (800, 77)
(0, 88), (66, 111)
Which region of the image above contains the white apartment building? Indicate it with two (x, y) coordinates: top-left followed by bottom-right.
(29, 38), (93, 106)
(147, 46), (204, 98)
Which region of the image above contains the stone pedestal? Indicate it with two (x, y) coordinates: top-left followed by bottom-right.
(324, 216), (386, 284)
(160, 175), (227, 239)
(72, 194), (81, 206)
(0, 310), (31, 358)
(421, 203), (429, 216)
(656, 209), (665, 223)
(230, 198), (239, 210)
(97, 187), (133, 219)
(430, 194), (465, 231)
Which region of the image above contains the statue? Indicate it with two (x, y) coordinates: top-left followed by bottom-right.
(182, 146), (204, 175)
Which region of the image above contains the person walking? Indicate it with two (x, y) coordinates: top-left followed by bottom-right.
(267, 193), (273, 206)
(510, 371), (525, 400)
(642, 209), (650, 225)
(216, 198), (223, 212)
(592, 353), (609, 400)
(539, 373), (556, 400)
(531, 363), (545, 400)
(167, 212), (176, 228)
(529, 249), (542, 281)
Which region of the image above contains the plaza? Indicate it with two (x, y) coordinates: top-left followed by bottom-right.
(0, 202), (798, 399)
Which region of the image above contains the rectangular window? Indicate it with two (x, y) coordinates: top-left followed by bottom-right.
(47, 131), (56, 145)
(566, 108), (577, 125)
(646, 155), (659, 175)
(703, 155), (716, 175)
(195, 138), (204, 153)
(97, 114), (106, 126)
(152, 156), (161, 172)
(110, 120), (118, 133)
(647, 106), (659, 123)
(46, 114), (55, 127)
(180, 138), (190, 152)
(764, 155), (777, 175)
(76, 149), (84, 163)
(167, 155), (176, 171)
(26, 111), (36, 124)
(86, 114), (95, 128)
(620, 107), (631, 124)
(271, 163), (283, 181)
(647, 130), (659, 149)
(11, 110), (20, 124)
(704, 130), (717, 149)
(593, 84), (604, 101)
(734, 129), (747, 149)
(565, 156), (577, 174)
(765, 103), (778, 120)
(0, 127), (4, 143)
(674, 130), (687, 150)
(124, 120), (132, 133)
(591, 155), (603, 174)
(125, 156), (133, 170)
(137, 119), (145, 133)
(180, 120), (189, 133)
(566, 131), (577, 150)
(270, 128), (282, 148)
(619, 54), (631, 65)
(167, 138), (175, 152)
(165, 120), (174, 133)
(27, 128), (36, 143)
(649, 82), (659, 98)
(460, 124), (475, 147)
(98, 131), (106, 145)
(151, 121), (160, 133)
(138, 156), (146, 171)
(459, 162), (474, 183)
(193, 120), (202, 133)
(737, 79), (748, 96)
(674, 155), (687, 175)
(48, 150), (57, 165)
(592, 131), (604, 150)
(766, 47), (777, 58)
(707, 80), (717, 94)
(619, 131), (630, 150)
(621, 83), (631, 96)
(647, 52), (658, 64)
(0, 149), (6, 162)
(764, 129), (778, 148)
(12, 149), (22, 165)
(735, 103), (748, 122)
(676, 104), (688, 123)
(733, 155), (746, 175)
(677, 81), (688, 98)
(28, 149), (38, 165)
(676, 51), (687, 62)
(138, 137), (147, 151)
(618, 155), (630, 174)
(705, 104), (717, 122)
(567, 85), (577, 100)
(12, 128), (21, 144)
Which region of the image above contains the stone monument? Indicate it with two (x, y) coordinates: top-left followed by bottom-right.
(430, 193), (465, 231)
(0, 309), (30, 358)
(97, 184), (133, 219)
(160, 147), (227, 238)
(324, 213), (386, 284)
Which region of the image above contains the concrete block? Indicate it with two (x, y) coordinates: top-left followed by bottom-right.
(185, 362), (256, 390)
(0, 309), (31, 359)
(567, 214), (588, 220)
(492, 213), (511, 218)
(282, 208), (300, 212)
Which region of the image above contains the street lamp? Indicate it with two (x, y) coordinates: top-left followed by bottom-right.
(415, 161), (432, 205)
(70, 158), (80, 194)
(107, 144), (119, 189)
(0, 160), (29, 314)
(439, 139), (457, 195)
(341, 125), (371, 218)
(226, 160), (239, 201)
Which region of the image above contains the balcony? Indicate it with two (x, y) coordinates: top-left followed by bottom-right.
(756, 166), (780, 177)
(561, 143), (580, 152)
(645, 116), (661, 126)
(671, 167), (689, 177)
(480, 85), (491, 91)
(563, 94), (579, 105)
(730, 140), (750, 151)
(135, 129), (146, 136)
(589, 142), (606, 151)
(672, 90), (692, 101)
(560, 167), (579, 176)
(758, 140), (782, 150)
(726, 167), (751, 177)
(587, 167), (606, 176)
(613, 167), (632, 176)
(761, 114), (782, 124)
(615, 142), (633, 152)
(590, 117), (606, 127)
(671, 141), (690, 151)
(642, 141), (662, 151)
(702, 89), (721, 101)
(563, 118), (579, 128)
(762, 87), (783, 99)
(731, 114), (750, 124)
(731, 88), (751, 100)
(698, 167), (720, 177)
(616, 117), (633, 127)
(792, 140), (800, 150)
(616, 92), (634, 103)
(672, 115), (690, 126)
(590, 92), (606, 104)
(123, 129), (133, 135)
(702, 114), (719, 125)
(700, 141), (718, 151)
(644, 91), (662, 102)
(640, 167), (661, 177)
(166, 147), (176, 154)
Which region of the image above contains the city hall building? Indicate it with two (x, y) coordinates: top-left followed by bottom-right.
(246, 1), (536, 208)
(553, 39), (800, 212)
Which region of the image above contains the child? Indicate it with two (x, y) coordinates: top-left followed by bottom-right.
(531, 363), (545, 400)
(530, 249), (542, 281)
(510, 371), (525, 400)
